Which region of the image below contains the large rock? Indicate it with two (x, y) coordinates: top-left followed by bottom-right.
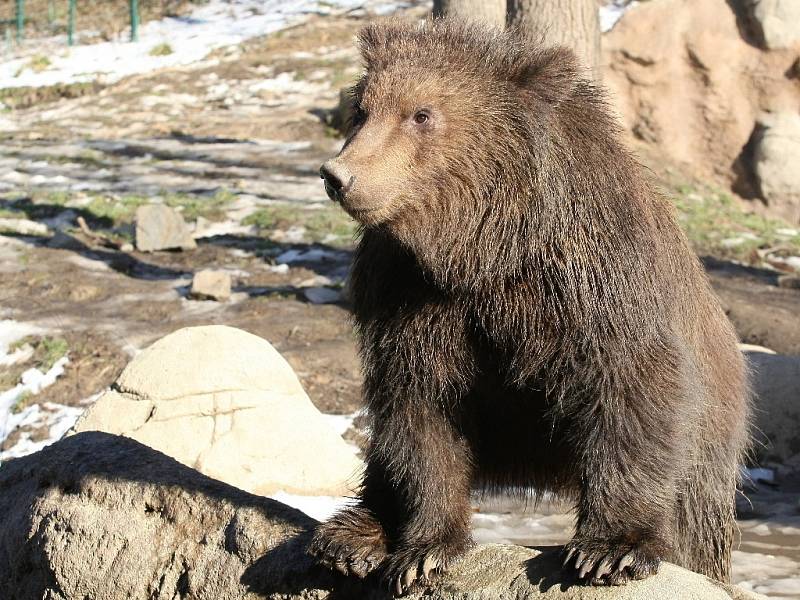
(135, 204), (197, 252)
(743, 346), (800, 462)
(72, 325), (362, 497)
(603, 0), (800, 201)
(753, 112), (800, 223)
(750, 0), (800, 49)
(0, 432), (765, 600)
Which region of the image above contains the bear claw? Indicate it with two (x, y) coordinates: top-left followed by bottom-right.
(563, 538), (660, 586)
(309, 507), (389, 579)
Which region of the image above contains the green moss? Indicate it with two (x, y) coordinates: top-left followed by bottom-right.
(149, 43), (174, 56)
(10, 335), (68, 372)
(41, 191), (72, 206)
(670, 183), (800, 261)
(83, 195), (149, 225)
(243, 204), (357, 246)
(0, 81), (103, 110)
(25, 55), (51, 74)
(10, 391), (32, 414)
(164, 188), (237, 221)
(38, 337), (69, 371)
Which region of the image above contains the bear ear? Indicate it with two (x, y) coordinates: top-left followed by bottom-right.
(357, 21), (402, 70)
(357, 22), (385, 68)
(512, 45), (580, 106)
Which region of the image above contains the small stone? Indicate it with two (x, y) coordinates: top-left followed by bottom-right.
(189, 270), (232, 301)
(194, 216), (210, 237)
(135, 204), (197, 252)
(0, 218), (49, 236)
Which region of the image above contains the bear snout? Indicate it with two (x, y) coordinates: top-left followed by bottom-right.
(320, 160), (354, 203)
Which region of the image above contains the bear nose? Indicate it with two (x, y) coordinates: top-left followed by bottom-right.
(320, 161), (354, 202)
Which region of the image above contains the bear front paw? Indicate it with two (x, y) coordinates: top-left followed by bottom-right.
(562, 536), (661, 586)
(308, 506), (389, 578)
(385, 537), (472, 596)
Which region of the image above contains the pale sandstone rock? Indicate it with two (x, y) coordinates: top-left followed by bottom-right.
(753, 113), (800, 223)
(72, 325), (362, 497)
(602, 0), (800, 206)
(189, 269), (232, 301)
(0, 217), (49, 236)
(135, 204), (197, 252)
(751, 0), (800, 49)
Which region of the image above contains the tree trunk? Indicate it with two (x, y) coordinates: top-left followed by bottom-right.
(433, 0), (507, 28)
(507, 0), (601, 78)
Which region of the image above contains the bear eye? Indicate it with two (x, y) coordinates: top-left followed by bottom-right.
(413, 110), (430, 125)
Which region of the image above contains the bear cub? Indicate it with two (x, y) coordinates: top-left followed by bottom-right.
(310, 18), (750, 596)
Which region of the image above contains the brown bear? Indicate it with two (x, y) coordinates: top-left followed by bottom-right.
(309, 18), (751, 596)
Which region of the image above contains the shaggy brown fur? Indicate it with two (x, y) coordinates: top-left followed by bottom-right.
(309, 18), (751, 596)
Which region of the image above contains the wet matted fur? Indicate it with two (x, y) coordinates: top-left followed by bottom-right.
(309, 18), (751, 596)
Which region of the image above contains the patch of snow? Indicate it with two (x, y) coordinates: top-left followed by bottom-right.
(733, 551), (800, 595)
(0, 356), (70, 445)
(248, 72), (319, 94)
(0, 320), (44, 364)
(269, 491), (354, 521)
(279, 226), (309, 244)
(1, 0), (411, 90)
(599, 1), (637, 33)
(721, 232), (760, 248)
(321, 412), (357, 437)
(252, 139), (313, 153)
(0, 401), (85, 463)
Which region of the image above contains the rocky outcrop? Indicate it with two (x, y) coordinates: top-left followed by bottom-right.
(753, 113), (800, 223)
(72, 326), (362, 497)
(749, 0), (800, 49)
(0, 432), (764, 600)
(135, 204), (197, 252)
(603, 0), (800, 211)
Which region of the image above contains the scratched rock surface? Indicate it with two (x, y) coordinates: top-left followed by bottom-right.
(0, 431), (766, 600)
(71, 325), (363, 497)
